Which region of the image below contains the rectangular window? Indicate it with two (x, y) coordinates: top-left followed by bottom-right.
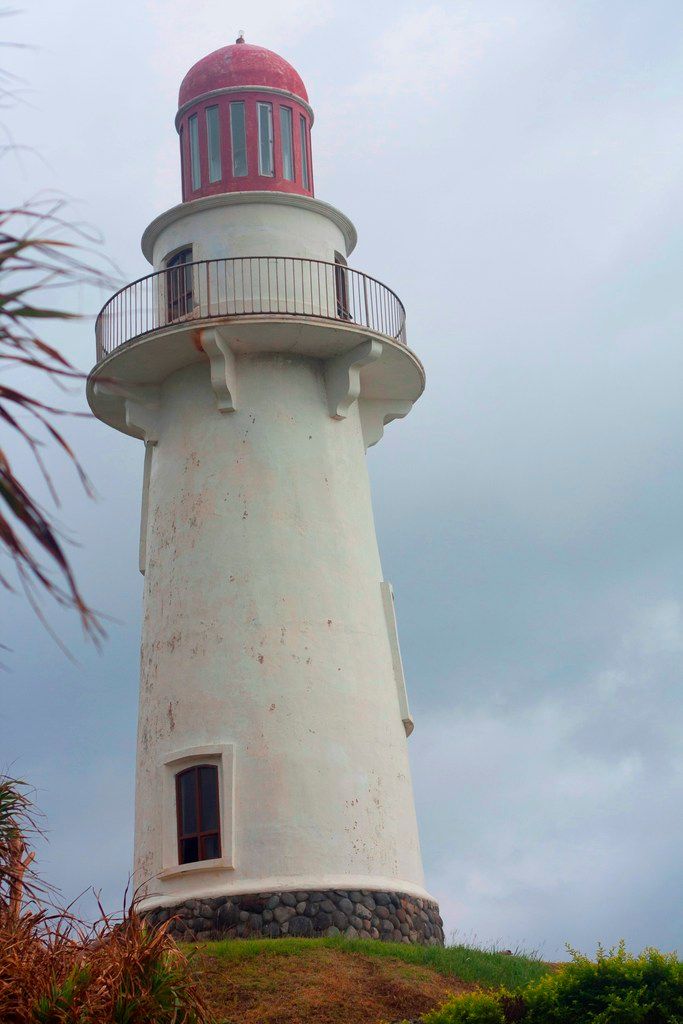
(280, 106), (294, 180)
(166, 247), (193, 322)
(230, 101), (247, 176)
(257, 102), (274, 176)
(335, 252), (350, 319)
(299, 115), (310, 190)
(176, 764), (222, 864)
(206, 105), (221, 183)
(179, 127), (186, 193)
(188, 114), (201, 190)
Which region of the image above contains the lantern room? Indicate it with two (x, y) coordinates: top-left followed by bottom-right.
(176, 37), (314, 201)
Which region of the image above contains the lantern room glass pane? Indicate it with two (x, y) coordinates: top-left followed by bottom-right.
(188, 114), (201, 190)
(257, 102), (274, 176)
(299, 115), (309, 190)
(230, 102), (247, 177)
(206, 105), (221, 183)
(178, 770), (197, 834)
(280, 106), (294, 180)
(199, 765), (219, 831)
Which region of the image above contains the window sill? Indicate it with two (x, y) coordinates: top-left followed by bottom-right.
(158, 857), (234, 880)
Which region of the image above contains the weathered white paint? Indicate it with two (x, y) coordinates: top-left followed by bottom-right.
(134, 353), (429, 907)
(90, 190), (434, 910)
(142, 191), (356, 268)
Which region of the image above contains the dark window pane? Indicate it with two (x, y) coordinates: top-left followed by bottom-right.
(199, 765), (219, 831)
(178, 770), (197, 834)
(202, 833), (221, 860)
(335, 255), (349, 319)
(180, 836), (199, 864)
(167, 248), (193, 321)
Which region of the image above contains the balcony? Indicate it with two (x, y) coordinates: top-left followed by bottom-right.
(95, 256), (407, 363)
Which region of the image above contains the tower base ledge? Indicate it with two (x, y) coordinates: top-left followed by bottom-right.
(142, 886), (444, 947)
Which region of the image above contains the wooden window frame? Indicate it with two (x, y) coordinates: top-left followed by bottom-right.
(159, 745), (235, 878)
(175, 764), (222, 865)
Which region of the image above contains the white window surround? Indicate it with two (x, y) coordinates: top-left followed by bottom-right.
(380, 581), (414, 737)
(158, 743), (235, 878)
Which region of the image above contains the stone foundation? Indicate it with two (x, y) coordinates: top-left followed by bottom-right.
(144, 888), (444, 946)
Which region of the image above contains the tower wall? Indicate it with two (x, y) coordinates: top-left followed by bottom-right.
(143, 193), (354, 269)
(135, 354), (428, 908)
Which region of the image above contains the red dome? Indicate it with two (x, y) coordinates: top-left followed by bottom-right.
(179, 42), (308, 108)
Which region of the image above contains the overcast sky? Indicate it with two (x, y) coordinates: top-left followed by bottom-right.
(2, 0), (683, 960)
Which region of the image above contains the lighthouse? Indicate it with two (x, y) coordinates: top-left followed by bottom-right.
(88, 38), (443, 945)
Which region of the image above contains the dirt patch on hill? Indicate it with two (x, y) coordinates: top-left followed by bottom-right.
(195, 946), (474, 1024)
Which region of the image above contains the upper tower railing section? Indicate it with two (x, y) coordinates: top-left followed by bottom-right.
(95, 256), (407, 362)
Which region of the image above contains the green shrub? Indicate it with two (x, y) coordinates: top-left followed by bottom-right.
(423, 944), (683, 1024)
(524, 943), (683, 1024)
(423, 990), (506, 1023)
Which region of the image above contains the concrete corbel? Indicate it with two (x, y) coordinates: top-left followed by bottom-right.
(125, 399), (161, 445)
(92, 382), (160, 444)
(324, 339), (382, 420)
(359, 398), (414, 449)
(201, 327), (237, 413)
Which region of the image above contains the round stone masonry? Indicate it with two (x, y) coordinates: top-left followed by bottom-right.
(144, 889), (445, 946)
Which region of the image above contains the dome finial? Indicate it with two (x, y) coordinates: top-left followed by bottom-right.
(236, 29), (245, 44)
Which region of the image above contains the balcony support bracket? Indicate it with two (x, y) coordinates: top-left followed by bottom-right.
(324, 339), (382, 420)
(359, 398), (414, 450)
(92, 382), (161, 444)
(201, 327), (237, 413)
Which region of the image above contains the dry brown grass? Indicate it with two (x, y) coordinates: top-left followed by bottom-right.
(193, 944), (475, 1024)
(0, 901), (213, 1024)
(0, 775), (212, 1024)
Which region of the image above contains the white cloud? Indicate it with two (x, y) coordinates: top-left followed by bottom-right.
(145, 0), (334, 96)
(349, 3), (516, 103)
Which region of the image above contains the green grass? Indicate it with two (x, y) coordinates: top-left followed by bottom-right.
(189, 937), (552, 991)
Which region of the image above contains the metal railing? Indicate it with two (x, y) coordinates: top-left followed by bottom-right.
(95, 256), (407, 362)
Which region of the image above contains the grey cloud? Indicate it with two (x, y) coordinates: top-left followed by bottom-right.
(2, 0), (682, 953)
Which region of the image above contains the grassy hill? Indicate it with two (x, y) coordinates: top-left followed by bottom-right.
(186, 937), (551, 1024)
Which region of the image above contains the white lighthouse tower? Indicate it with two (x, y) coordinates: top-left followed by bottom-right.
(89, 38), (443, 945)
